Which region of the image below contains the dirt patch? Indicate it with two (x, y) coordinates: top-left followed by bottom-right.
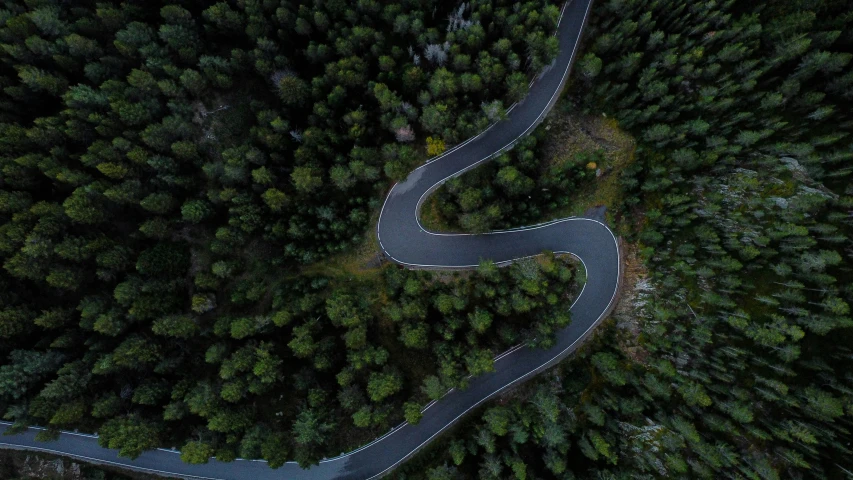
(364, 252), (384, 269)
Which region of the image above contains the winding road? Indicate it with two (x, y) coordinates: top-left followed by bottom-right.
(0, 0), (619, 478)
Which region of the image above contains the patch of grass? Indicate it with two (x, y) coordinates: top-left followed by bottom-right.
(301, 217), (385, 284)
(538, 110), (636, 222)
(420, 195), (456, 232)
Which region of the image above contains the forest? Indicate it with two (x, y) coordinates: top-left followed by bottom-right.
(395, 0), (853, 479)
(1, 0), (852, 478)
(0, 0), (583, 469)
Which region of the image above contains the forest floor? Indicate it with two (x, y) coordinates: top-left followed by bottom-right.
(301, 214), (385, 283)
(610, 242), (651, 364)
(538, 108), (636, 225)
(0, 449), (169, 480)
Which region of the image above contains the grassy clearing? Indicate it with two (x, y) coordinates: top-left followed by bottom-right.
(538, 109), (636, 222)
(301, 213), (385, 284)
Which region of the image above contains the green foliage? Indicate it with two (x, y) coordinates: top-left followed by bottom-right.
(276, 74), (308, 106)
(292, 407), (334, 447)
(578, 53), (603, 79)
(367, 371), (403, 402)
(401, 2), (853, 479)
(404, 401), (423, 425)
(180, 441), (214, 464)
(10, 0), (851, 475)
(97, 416), (161, 459)
(426, 133), (596, 232)
(181, 200), (212, 224)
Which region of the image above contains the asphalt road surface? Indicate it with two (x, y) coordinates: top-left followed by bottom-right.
(0, 0), (618, 478)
